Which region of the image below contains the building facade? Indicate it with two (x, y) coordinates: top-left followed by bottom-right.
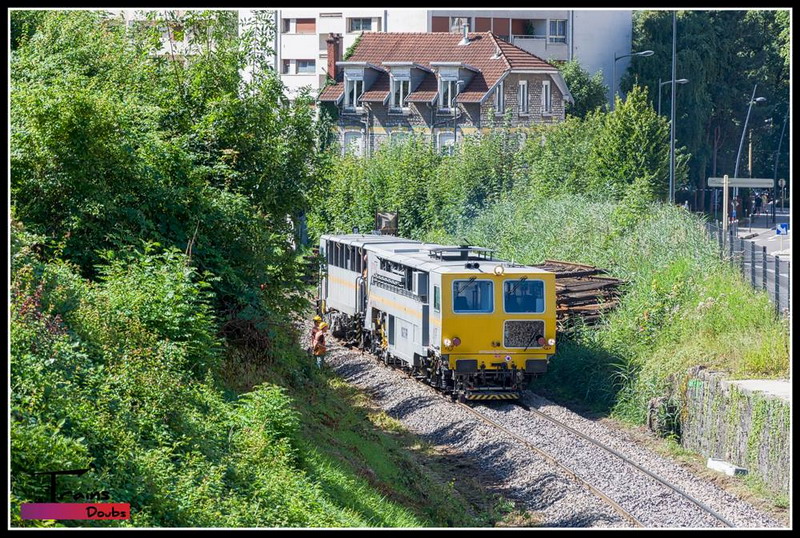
(318, 31), (573, 156)
(268, 9), (632, 104)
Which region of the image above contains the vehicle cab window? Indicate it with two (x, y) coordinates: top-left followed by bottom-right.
(503, 279), (545, 313)
(452, 279), (493, 313)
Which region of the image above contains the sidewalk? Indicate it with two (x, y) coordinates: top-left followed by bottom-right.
(736, 207), (790, 258)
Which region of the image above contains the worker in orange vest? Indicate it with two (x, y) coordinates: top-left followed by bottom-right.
(313, 322), (329, 369)
(309, 315), (322, 356)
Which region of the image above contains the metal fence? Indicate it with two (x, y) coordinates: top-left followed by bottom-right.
(705, 222), (791, 317)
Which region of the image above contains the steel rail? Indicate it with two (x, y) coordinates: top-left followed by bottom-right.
(510, 400), (735, 528)
(456, 402), (644, 528)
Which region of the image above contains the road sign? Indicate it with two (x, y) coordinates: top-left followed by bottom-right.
(776, 223), (789, 235)
(778, 178), (786, 188)
(707, 177), (774, 188)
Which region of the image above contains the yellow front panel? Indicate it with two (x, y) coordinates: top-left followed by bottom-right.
(441, 271), (557, 371)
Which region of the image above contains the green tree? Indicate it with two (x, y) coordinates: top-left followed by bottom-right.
(558, 58), (609, 118)
(586, 85), (684, 202)
(11, 10), (322, 321)
(626, 10), (789, 209)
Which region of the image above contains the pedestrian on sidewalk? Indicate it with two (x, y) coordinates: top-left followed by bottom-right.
(313, 322), (329, 369)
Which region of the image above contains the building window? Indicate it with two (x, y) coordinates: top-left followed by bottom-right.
(542, 80), (552, 113)
(390, 77), (410, 111)
(349, 18), (373, 32)
(439, 78), (459, 111)
(452, 280), (494, 313)
(297, 59), (316, 74)
(344, 77), (364, 110)
(518, 80), (529, 115)
(281, 60), (292, 74)
(449, 17), (471, 33)
(549, 19), (567, 43)
(438, 132), (455, 155)
(343, 131), (364, 157)
(494, 81), (504, 113)
(296, 18), (316, 34)
(281, 19), (291, 33)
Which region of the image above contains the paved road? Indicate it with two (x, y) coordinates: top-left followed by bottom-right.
(737, 207), (790, 257)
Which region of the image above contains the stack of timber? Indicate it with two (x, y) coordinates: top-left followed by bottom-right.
(532, 260), (625, 331)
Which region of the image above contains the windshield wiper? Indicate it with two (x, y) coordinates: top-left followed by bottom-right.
(507, 276), (528, 296)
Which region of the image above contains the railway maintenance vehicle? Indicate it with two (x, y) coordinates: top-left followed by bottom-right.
(317, 233), (557, 402)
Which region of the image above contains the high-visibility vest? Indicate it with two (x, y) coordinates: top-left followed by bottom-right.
(313, 331), (327, 355)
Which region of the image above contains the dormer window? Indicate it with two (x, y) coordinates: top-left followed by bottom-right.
(344, 74), (364, 112)
(439, 78), (459, 112)
(390, 76), (411, 113)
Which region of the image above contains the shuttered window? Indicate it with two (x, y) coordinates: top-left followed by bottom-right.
(296, 18), (316, 34)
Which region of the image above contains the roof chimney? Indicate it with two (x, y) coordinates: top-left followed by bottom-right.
(458, 24), (470, 45)
(326, 33), (342, 80)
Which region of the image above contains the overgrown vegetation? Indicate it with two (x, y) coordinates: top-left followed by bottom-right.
(10, 9), (489, 528)
(11, 219), (491, 526)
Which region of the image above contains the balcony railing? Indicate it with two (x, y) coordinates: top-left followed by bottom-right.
(511, 34), (567, 44)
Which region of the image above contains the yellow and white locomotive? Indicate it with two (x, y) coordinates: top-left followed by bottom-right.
(318, 233), (557, 401)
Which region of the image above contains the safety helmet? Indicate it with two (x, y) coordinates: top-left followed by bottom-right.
(319, 322), (329, 330)
(313, 315), (322, 322)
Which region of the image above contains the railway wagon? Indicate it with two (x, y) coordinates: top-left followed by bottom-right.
(318, 233), (557, 401)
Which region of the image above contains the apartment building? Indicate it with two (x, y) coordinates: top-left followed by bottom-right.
(269, 9), (632, 102)
(318, 31), (573, 156)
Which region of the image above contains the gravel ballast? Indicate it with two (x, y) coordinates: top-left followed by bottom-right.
(321, 335), (784, 528)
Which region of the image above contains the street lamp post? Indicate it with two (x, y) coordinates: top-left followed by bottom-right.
(658, 78), (688, 116)
(612, 49), (654, 110)
(659, 77), (688, 204)
(771, 114), (787, 224)
(733, 84), (766, 198)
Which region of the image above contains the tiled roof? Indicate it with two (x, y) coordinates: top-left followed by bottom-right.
(360, 72), (390, 103)
(317, 32), (559, 104)
(405, 72), (438, 103)
(319, 71), (344, 102)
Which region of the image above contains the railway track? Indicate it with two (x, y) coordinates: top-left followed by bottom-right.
(455, 400), (644, 527)
(460, 400), (736, 528)
(322, 324), (780, 528)
(335, 330), (735, 527)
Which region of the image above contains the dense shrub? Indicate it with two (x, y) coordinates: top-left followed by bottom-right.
(10, 224), (426, 527)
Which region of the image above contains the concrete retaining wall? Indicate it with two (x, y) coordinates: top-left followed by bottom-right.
(676, 367), (790, 497)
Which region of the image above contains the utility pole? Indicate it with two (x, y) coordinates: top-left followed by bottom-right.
(669, 11), (677, 203)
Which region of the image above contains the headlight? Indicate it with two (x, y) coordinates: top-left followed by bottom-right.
(443, 338), (453, 348)
(452, 337), (461, 347)
(548, 338), (556, 346)
(493, 265), (505, 275)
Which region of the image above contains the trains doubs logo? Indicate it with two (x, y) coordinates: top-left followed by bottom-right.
(20, 468), (130, 521)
